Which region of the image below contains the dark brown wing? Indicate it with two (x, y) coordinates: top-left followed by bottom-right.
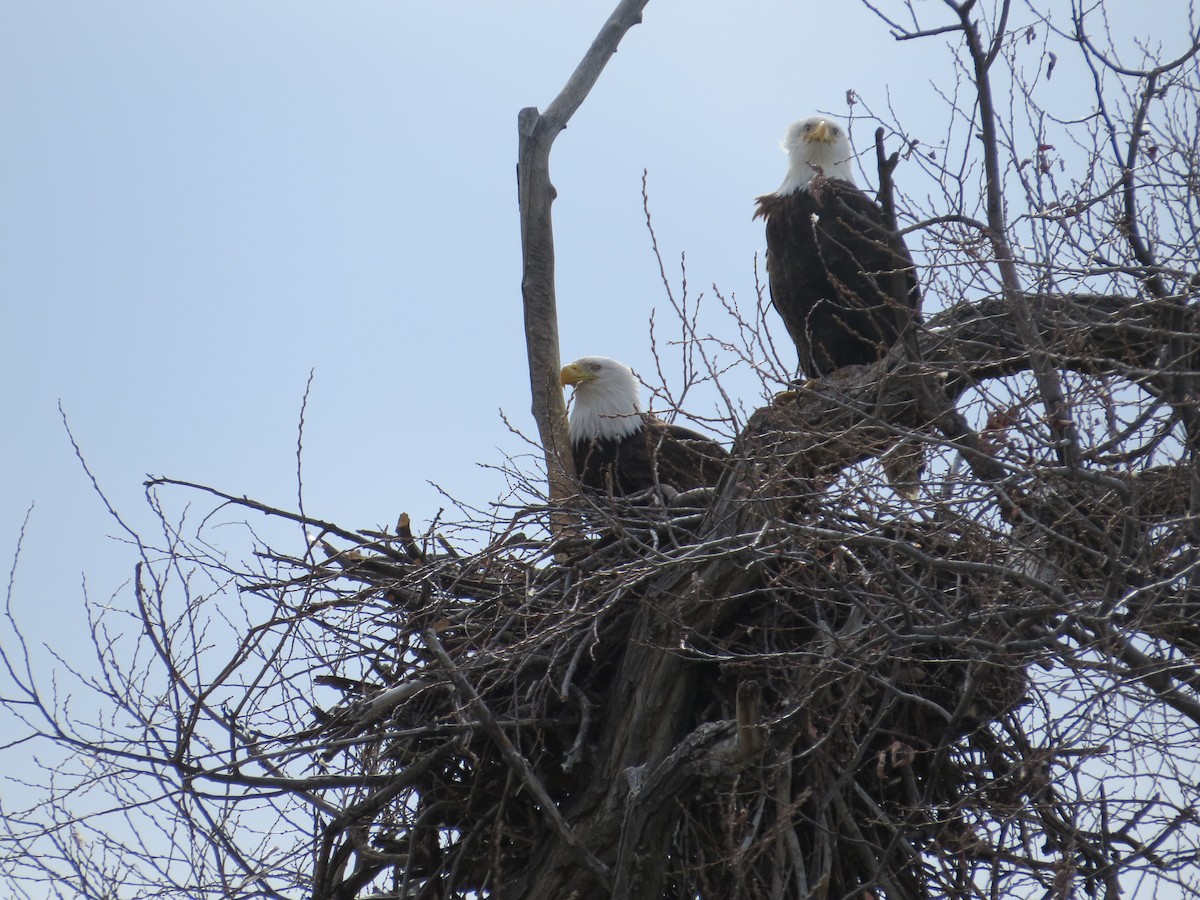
(642, 417), (729, 492)
(572, 416), (728, 496)
(756, 179), (921, 377)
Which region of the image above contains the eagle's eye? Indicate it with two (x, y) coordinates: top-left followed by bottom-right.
(803, 123), (813, 132)
(590, 364), (602, 372)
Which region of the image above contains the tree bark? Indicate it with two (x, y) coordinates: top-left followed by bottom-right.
(517, 0), (652, 531)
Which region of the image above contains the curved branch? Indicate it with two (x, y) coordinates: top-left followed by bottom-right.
(733, 292), (1186, 493)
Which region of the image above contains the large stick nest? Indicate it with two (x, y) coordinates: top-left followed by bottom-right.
(266, 293), (1198, 898)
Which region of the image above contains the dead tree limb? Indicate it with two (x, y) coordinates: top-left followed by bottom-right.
(517, 0), (652, 530)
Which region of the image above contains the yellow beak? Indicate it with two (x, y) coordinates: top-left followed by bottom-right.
(807, 120), (833, 144)
(560, 362), (592, 387)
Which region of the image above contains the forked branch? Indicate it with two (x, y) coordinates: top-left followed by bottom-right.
(516, 0), (652, 530)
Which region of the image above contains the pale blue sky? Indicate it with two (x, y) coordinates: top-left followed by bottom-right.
(0, 1), (913, 631)
(1, 0), (1191, 640)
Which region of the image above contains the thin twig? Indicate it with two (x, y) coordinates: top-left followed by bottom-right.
(421, 627), (613, 888)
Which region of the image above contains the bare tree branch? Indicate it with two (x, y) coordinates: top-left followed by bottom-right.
(517, 0), (652, 532)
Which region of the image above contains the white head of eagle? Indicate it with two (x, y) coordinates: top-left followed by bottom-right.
(777, 115), (857, 195)
(560, 356), (644, 444)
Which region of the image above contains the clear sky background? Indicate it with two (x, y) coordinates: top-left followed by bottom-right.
(0, 1), (1191, 645)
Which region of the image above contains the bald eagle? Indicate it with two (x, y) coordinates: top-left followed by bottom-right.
(754, 116), (921, 377)
(560, 356), (728, 496)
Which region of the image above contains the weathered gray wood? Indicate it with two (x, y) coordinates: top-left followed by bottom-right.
(516, 0), (652, 527)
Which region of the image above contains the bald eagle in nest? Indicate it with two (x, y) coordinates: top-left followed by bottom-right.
(560, 356), (728, 496)
(754, 115), (921, 377)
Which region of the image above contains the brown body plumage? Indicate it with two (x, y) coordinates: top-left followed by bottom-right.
(570, 414), (729, 496)
(561, 356), (728, 496)
(755, 178), (921, 376)
(755, 117), (921, 378)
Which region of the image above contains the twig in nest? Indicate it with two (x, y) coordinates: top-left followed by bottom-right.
(420, 627), (612, 888)
(563, 685), (593, 773)
(397, 513), (427, 563)
(736, 680), (765, 756)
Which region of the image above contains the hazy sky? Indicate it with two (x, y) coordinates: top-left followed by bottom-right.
(1, 0), (1192, 644)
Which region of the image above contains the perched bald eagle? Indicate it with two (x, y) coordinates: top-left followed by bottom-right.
(560, 356), (728, 496)
(754, 116), (921, 377)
